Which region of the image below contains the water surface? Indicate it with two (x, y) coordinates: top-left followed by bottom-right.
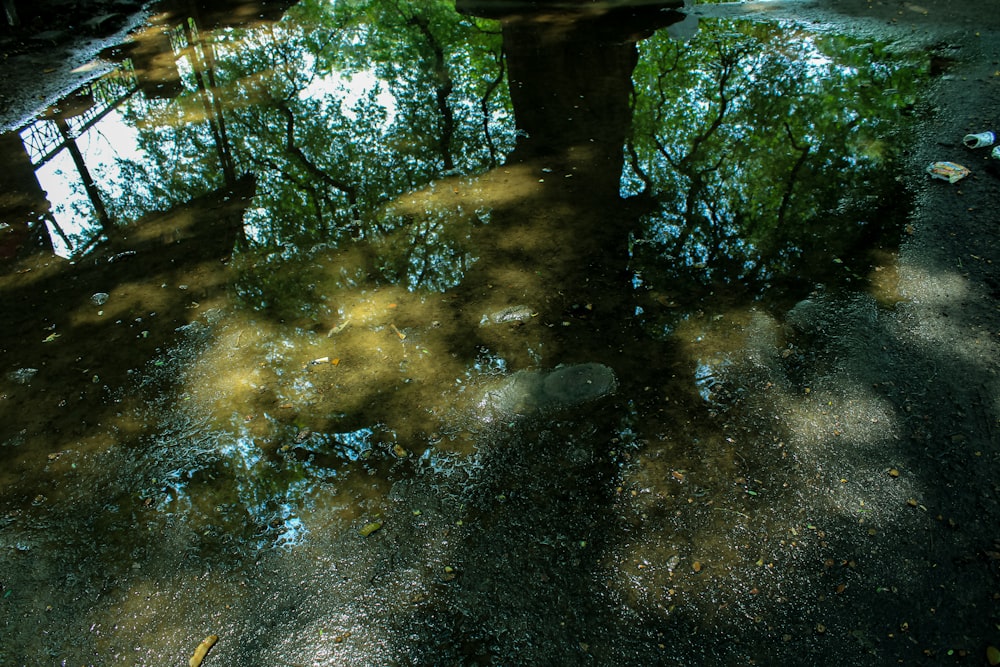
(0, 1), (941, 664)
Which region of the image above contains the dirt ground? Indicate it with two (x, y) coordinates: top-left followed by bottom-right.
(775, 2), (1000, 662)
(2, 0), (999, 663)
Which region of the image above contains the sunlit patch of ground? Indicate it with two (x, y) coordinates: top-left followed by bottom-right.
(895, 264), (1000, 371)
(600, 289), (950, 661)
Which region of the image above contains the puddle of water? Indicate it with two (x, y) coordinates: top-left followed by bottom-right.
(0, 1), (950, 664)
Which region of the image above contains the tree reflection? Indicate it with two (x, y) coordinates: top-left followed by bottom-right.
(165, 0), (512, 252)
(625, 23), (924, 306)
(0, 3), (950, 662)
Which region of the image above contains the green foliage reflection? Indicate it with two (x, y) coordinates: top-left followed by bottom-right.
(626, 21), (925, 300)
(102, 0), (512, 269)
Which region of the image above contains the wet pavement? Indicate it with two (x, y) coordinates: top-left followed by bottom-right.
(2, 1), (1000, 665)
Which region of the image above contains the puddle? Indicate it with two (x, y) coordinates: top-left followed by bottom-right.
(0, 1), (967, 665)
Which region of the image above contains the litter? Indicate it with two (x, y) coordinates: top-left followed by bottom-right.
(327, 318), (350, 336)
(926, 161), (970, 183)
(962, 131), (995, 149)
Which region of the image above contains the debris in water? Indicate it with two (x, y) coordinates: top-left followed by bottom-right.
(987, 645), (1000, 666)
(392, 443), (409, 458)
(7, 368), (38, 384)
(390, 323), (406, 340)
(481, 305), (536, 326)
(90, 292), (109, 305)
(358, 521), (382, 537)
(42, 332), (60, 343)
(107, 250), (136, 263)
(189, 634), (218, 667)
(327, 318), (351, 336)
(926, 161), (970, 183)
(888, 468), (900, 478)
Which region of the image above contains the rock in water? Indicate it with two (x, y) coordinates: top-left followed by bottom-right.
(481, 305), (535, 326)
(478, 363), (617, 421)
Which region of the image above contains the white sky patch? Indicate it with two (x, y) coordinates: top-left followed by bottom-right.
(32, 109), (148, 257)
(299, 68), (396, 126)
(35, 151), (93, 257)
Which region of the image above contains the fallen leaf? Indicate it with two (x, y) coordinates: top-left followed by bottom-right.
(358, 521), (382, 537)
(189, 635), (218, 667)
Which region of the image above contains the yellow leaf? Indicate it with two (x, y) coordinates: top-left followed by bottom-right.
(987, 645), (1000, 666)
(189, 635), (218, 667)
(358, 521), (382, 537)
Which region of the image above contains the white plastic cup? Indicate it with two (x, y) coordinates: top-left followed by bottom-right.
(963, 131), (995, 148)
